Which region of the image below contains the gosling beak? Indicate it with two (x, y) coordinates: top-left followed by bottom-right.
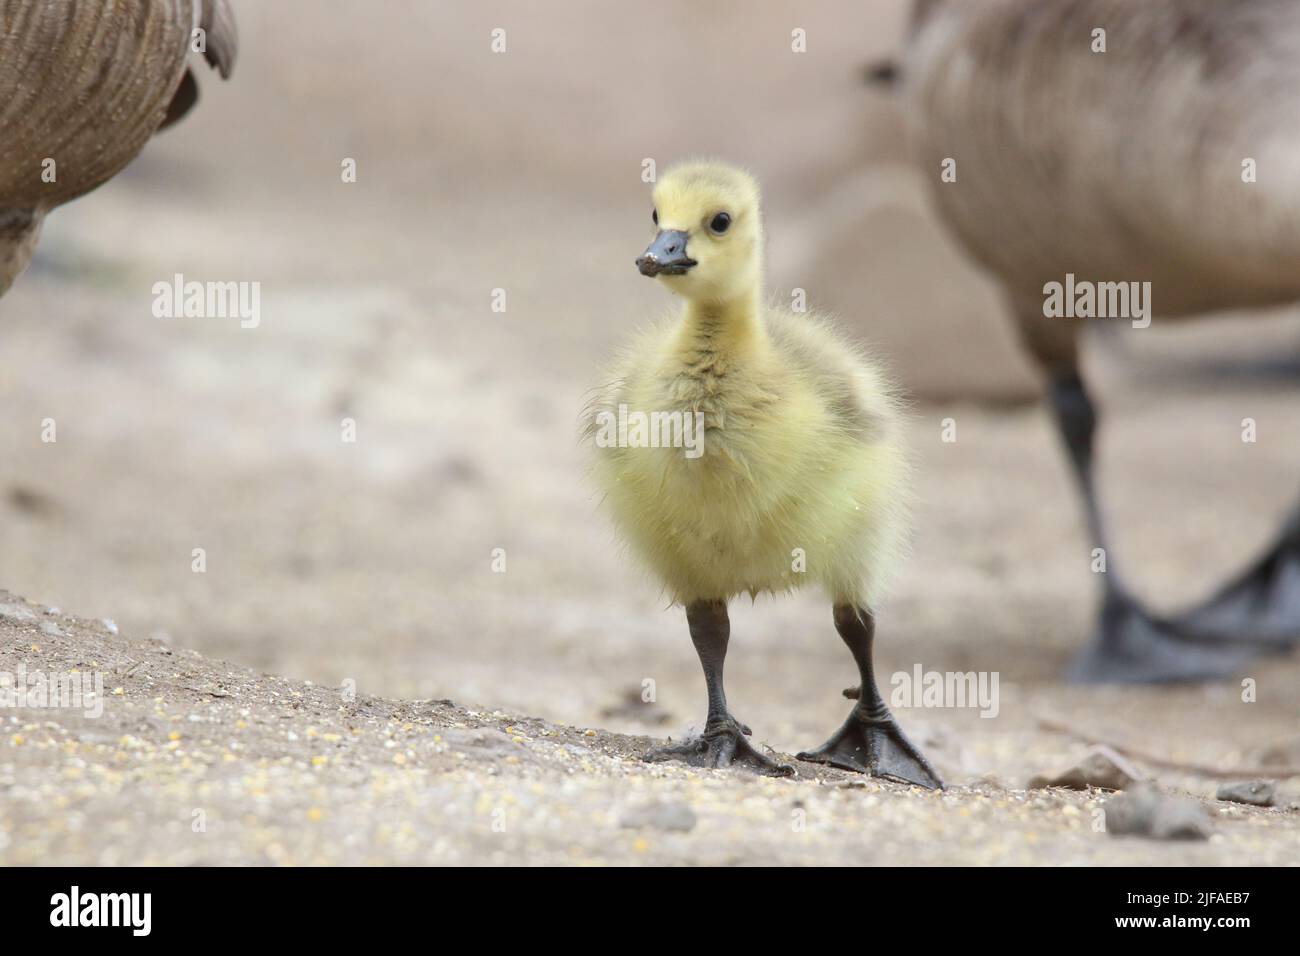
(636, 230), (696, 277)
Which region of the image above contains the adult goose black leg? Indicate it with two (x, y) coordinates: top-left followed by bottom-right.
(1049, 372), (1272, 682)
(643, 598), (793, 776)
(798, 605), (943, 789)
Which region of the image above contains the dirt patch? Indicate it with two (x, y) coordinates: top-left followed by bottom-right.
(2, 591), (1296, 865)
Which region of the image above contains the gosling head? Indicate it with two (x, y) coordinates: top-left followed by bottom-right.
(636, 161), (762, 303)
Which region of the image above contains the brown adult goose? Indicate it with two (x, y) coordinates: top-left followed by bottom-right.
(0, 0), (236, 295)
(891, 0), (1300, 682)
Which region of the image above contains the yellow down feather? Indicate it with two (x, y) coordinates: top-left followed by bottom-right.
(585, 160), (911, 608)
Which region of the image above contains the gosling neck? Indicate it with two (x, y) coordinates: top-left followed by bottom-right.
(679, 287), (766, 355)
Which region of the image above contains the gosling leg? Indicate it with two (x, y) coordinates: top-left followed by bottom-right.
(643, 598), (793, 776)
(799, 604), (944, 790)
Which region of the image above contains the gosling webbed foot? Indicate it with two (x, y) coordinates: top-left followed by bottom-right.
(797, 708), (944, 790)
(1070, 588), (1259, 684)
(644, 716), (794, 777)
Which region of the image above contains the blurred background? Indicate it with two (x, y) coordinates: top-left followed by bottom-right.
(1, 0), (1297, 786)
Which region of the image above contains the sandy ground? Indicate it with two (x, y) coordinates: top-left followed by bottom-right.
(2, 310), (1298, 864)
(2, 0), (1299, 865)
(2, 589), (1298, 866)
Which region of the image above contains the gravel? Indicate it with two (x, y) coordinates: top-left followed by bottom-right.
(2, 590), (1297, 865)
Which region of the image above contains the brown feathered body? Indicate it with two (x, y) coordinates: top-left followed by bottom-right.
(902, 0), (1300, 368)
(0, 0), (236, 295)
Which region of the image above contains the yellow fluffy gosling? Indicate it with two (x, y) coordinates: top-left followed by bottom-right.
(586, 161), (942, 787)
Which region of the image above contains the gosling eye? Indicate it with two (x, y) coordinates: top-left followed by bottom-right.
(708, 212), (732, 235)
(652, 208), (658, 226)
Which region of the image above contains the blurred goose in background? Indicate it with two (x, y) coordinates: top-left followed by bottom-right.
(0, 0), (236, 297)
(888, 0), (1300, 681)
(586, 161), (942, 788)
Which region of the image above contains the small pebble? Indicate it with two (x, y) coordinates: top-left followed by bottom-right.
(1215, 780), (1275, 807)
(1104, 784), (1212, 841)
(0, 603), (36, 623)
(1028, 745), (1143, 792)
(620, 801), (697, 833)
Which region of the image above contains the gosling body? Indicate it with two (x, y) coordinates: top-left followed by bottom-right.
(588, 161), (941, 787)
(592, 303), (910, 608)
